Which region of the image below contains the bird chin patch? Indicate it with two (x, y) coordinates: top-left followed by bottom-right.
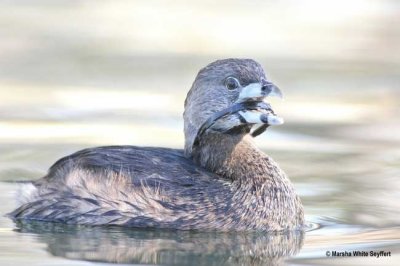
(220, 125), (252, 135)
(206, 126), (246, 135)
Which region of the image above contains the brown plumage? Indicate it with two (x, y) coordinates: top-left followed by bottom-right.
(9, 58), (304, 231)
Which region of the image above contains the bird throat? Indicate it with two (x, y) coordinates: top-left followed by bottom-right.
(192, 133), (268, 183)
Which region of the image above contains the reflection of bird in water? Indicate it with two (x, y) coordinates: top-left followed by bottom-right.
(16, 221), (304, 266)
(10, 59), (304, 231)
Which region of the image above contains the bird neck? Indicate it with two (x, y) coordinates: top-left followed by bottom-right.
(191, 133), (275, 185)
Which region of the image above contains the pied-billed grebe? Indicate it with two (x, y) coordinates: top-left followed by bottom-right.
(10, 59), (304, 231)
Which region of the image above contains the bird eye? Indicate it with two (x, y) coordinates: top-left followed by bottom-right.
(224, 77), (240, 90)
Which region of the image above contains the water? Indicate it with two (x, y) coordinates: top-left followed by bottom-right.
(1, 1), (400, 265)
(1, 57), (399, 265)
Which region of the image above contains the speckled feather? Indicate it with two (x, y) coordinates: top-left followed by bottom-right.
(11, 146), (234, 229)
(10, 144), (303, 230)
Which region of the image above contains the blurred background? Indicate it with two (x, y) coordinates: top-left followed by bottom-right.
(0, 0), (399, 265)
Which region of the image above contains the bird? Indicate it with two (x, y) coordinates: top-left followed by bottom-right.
(9, 58), (304, 231)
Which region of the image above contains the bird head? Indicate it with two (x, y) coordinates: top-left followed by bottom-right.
(184, 58), (283, 157)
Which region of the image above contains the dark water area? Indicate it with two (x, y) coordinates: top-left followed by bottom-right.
(1, 1), (400, 265)
(11, 221), (305, 265)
